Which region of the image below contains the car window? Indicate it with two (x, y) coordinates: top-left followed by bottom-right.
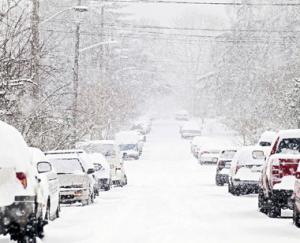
(259, 141), (271, 146)
(276, 138), (300, 154)
(119, 144), (137, 151)
(252, 150), (265, 159)
(49, 158), (84, 174)
(220, 150), (236, 159)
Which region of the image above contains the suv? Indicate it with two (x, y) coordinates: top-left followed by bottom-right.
(215, 148), (237, 186)
(258, 129), (300, 218)
(0, 121), (45, 243)
(228, 146), (265, 195)
(45, 150), (95, 206)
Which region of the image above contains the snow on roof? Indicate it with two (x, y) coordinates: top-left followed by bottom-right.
(0, 121), (32, 171)
(278, 129), (300, 139)
(233, 146), (265, 165)
(45, 149), (85, 155)
(258, 131), (277, 143)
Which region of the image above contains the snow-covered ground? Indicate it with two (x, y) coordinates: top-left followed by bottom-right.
(2, 119), (300, 243)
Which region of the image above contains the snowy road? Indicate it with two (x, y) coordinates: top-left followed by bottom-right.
(2, 119), (300, 243)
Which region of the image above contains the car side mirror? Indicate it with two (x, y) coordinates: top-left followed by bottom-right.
(87, 168), (95, 174)
(296, 172), (300, 179)
(37, 161), (52, 174)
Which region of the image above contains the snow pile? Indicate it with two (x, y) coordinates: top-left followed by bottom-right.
(273, 175), (296, 190)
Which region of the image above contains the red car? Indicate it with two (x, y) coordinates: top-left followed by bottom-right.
(258, 129), (300, 218)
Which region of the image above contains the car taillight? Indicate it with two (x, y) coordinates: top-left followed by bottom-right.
(16, 172), (27, 189)
(218, 160), (225, 168)
(235, 165), (242, 174)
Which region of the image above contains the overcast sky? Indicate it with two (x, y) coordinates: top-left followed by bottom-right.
(125, 3), (232, 26)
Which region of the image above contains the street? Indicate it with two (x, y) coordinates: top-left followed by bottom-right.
(38, 120), (299, 243)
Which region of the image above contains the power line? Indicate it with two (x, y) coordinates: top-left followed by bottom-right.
(101, 0), (300, 6)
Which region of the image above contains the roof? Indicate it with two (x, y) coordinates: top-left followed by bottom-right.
(45, 149), (85, 155)
(278, 129), (300, 139)
(258, 131), (277, 143)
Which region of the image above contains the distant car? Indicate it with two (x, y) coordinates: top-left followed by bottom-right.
(180, 121), (201, 139)
(228, 146), (265, 195)
(45, 150), (95, 206)
(116, 131), (142, 159)
(258, 129), (300, 218)
(198, 145), (221, 165)
(76, 140), (127, 187)
(215, 148), (237, 186)
(0, 121), (45, 242)
(175, 110), (189, 121)
(257, 131), (277, 147)
(30, 147), (60, 221)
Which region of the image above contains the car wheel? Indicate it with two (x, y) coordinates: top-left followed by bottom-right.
(45, 200), (51, 221)
(268, 204), (281, 218)
(55, 203), (60, 219)
(293, 204), (300, 227)
(258, 192), (267, 214)
(18, 235), (37, 243)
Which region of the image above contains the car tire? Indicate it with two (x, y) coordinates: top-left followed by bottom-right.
(45, 201), (51, 221)
(268, 203), (281, 218)
(258, 191), (267, 214)
(293, 204), (300, 227)
(18, 235), (37, 243)
(55, 203), (60, 219)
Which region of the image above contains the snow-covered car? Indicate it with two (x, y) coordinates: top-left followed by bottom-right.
(0, 121), (46, 242)
(76, 140), (127, 187)
(45, 150), (95, 206)
(175, 110), (189, 121)
(180, 121), (201, 139)
(228, 146), (265, 195)
(88, 153), (112, 192)
(30, 147), (60, 221)
(257, 131), (277, 147)
(116, 131), (142, 159)
(215, 148), (237, 186)
(258, 129), (300, 218)
(198, 145), (221, 165)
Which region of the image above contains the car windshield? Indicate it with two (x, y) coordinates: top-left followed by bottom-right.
(220, 150), (236, 160)
(49, 158), (84, 174)
(277, 138), (300, 154)
(78, 143), (115, 156)
(119, 144), (137, 151)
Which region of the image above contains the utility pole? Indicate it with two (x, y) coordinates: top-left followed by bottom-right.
(72, 0), (82, 145)
(31, 0), (40, 98)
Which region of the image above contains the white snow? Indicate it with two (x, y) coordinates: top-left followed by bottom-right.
(273, 175), (296, 190)
(3, 119), (300, 243)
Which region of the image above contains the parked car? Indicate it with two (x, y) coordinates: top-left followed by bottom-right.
(0, 121), (46, 243)
(198, 145), (222, 165)
(30, 147), (60, 221)
(258, 129), (300, 218)
(175, 110), (189, 121)
(116, 131), (142, 160)
(89, 153), (112, 191)
(180, 121), (202, 139)
(45, 150), (95, 206)
(76, 140), (127, 187)
(215, 148), (237, 186)
(228, 146), (265, 195)
(257, 131), (277, 147)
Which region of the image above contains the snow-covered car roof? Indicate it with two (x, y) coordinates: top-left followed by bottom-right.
(0, 121), (32, 171)
(277, 129), (300, 139)
(45, 149), (85, 155)
(233, 146), (265, 165)
(258, 131), (277, 143)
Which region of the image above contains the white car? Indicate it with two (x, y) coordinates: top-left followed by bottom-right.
(228, 146), (265, 195)
(76, 140), (127, 187)
(257, 131), (277, 147)
(0, 121), (45, 242)
(45, 150), (95, 206)
(198, 145), (222, 165)
(30, 147), (60, 221)
(180, 121), (201, 139)
(116, 131), (142, 160)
